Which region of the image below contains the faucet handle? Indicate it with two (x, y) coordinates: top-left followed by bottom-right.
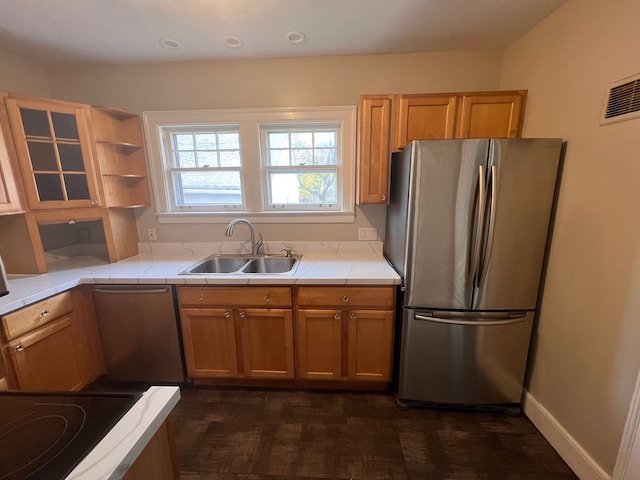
(280, 248), (292, 257)
(253, 233), (264, 255)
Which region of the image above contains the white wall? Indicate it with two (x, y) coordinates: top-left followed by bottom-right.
(43, 51), (503, 243)
(0, 48), (50, 97)
(501, 0), (640, 475)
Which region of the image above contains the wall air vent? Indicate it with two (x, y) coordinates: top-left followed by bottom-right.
(600, 73), (640, 125)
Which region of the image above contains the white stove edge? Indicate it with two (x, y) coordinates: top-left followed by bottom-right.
(65, 386), (181, 480)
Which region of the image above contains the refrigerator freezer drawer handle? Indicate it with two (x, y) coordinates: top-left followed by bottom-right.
(92, 287), (171, 295)
(414, 314), (526, 326)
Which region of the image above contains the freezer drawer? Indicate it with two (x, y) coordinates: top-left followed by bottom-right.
(397, 308), (534, 405)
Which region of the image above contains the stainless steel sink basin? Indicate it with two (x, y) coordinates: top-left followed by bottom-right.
(242, 256), (298, 274)
(181, 254), (300, 275)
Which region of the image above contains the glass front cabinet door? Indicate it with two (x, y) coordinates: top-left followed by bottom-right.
(5, 97), (100, 210)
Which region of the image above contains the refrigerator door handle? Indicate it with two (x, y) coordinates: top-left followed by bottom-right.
(415, 311), (527, 326)
(467, 165), (486, 286)
(478, 164), (499, 289)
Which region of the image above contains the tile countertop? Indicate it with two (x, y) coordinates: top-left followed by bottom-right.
(0, 241), (401, 316)
(66, 386), (181, 480)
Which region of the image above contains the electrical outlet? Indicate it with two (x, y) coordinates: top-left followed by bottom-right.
(358, 227), (378, 241)
(147, 228), (157, 241)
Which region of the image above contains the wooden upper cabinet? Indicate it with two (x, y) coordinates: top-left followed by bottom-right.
(0, 94), (24, 215)
(395, 94), (457, 151)
(456, 91), (526, 139)
(4, 96), (101, 210)
(357, 95), (393, 205)
(90, 106), (151, 208)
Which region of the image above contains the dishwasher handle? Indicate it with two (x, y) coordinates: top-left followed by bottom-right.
(92, 286), (172, 295)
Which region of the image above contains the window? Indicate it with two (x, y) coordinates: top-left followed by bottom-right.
(142, 106), (356, 224)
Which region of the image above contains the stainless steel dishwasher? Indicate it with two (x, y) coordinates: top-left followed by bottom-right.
(92, 285), (184, 383)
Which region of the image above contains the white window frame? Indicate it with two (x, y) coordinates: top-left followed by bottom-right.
(142, 106), (357, 224)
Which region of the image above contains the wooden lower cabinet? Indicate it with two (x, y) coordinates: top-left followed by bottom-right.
(0, 286), (104, 391)
(123, 419), (180, 480)
(177, 286), (295, 380)
(296, 286), (396, 383)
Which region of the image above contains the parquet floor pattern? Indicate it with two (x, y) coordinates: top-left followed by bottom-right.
(171, 387), (578, 480)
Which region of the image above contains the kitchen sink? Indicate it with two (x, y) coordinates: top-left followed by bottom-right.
(181, 254), (300, 275)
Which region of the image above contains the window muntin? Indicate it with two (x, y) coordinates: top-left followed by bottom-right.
(261, 125), (340, 210)
(163, 126), (243, 210)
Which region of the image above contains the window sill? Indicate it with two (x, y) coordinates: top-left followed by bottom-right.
(155, 211), (356, 224)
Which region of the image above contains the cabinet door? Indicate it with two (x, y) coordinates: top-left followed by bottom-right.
(357, 95), (393, 204)
(5, 97), (100, 210)
(8, 314), (85, 391)
(238, 308), (294, 379)
(395, 94), (457, 150)
(347, 309), (394, 382)
(179, 307), (238, 378)
(296, 309), (343, 380)
(0, 96), (23, 214)
(456, 92), (526, 139)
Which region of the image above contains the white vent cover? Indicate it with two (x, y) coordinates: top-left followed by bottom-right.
(600, 73), (640, 125)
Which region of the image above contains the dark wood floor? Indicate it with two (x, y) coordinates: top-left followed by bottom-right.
(171, 386), (578, 480)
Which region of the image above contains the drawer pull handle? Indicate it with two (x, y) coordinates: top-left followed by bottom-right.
(264, 295), (270, 302)
(197, 294), (204, 301)
(342, 296), (349, 303)
(334, 314), (340, 320)
(224, 311), (231, 318)
(351, 313), (357, 320)
(16, 345), (24, 352)
(40, 310), (49, 318)
(239, 311), (245, 318)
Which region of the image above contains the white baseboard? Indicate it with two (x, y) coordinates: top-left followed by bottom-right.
(522, 391), (610, 480)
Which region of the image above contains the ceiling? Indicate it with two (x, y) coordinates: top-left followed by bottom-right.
(0, 0), (567, 66)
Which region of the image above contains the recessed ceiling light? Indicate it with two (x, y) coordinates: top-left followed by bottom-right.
(286, 31), (306, 45)
(224, 36), (244, 49)
(160, 38), (181, 49)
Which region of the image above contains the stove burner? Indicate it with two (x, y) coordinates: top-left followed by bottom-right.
(0, 391), (141, 480)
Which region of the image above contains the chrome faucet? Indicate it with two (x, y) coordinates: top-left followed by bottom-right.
(225, 218), (263, 255)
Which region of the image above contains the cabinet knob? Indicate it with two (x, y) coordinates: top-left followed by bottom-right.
(16, 345), (24, 352)
(334, 314), (340, 320)
(224, 311), (231, 318)
(68, 220), (76, 225)
(351, 313), (357, 320)
(197, 294), (204, 301)
(264, 295), (270, 302)
(239, 311), (245, 318)
(381, 195), (386, 201)
(40, 310), (49, 318)
(91, 200), (98, 205)
(342, 296), (349, 303)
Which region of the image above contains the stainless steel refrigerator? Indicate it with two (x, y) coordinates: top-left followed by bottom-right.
(384, 138), (562, 406)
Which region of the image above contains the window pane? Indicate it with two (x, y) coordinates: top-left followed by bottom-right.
(292, 149), (313, 165)
(219, 151), (241, 167)
(20, 108), (51, 138)
(28, 141), (58, 171)
(268, 170), (337, 205)
(314, 131), (335, 147)
(291, 132), (312, 148)
(314, 149), (336, 166)
(64, 174), (90, 200)
(173, 171), (242, 206)
(197, 151), (218, 167)
(195, 133), (217, 149)
(174, 134), (193, 150)
(58, 143), (85, 171)
(35, 173), (64, 201)
(268, 132), (289, 149)
(268, 149), (290, 166)
(176, 151), (196, 168)
(218, 133), (239, 150)
(51, 112), (79, 140)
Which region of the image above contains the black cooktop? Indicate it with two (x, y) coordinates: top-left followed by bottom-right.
(0, 390), (142, 480)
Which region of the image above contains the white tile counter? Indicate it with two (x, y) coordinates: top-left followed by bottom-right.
(66, 386), (181, 480)
(0, 241), (400, 316)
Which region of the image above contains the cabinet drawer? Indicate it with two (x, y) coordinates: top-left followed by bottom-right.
(2, 291), (73, 341)
(178, 287), (292, 308)
(297, 287), (395, 309)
